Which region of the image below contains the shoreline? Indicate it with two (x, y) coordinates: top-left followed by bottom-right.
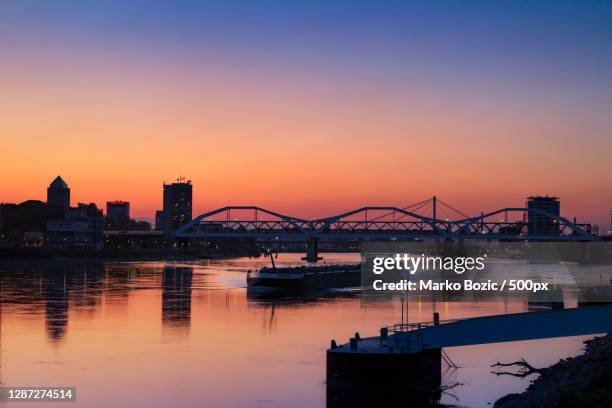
(0, 250), (240, 269)
(494, 333), (612, 407)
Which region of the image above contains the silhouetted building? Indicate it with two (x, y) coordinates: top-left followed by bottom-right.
(155, 210), (164, 231)
(47, 176), (70, 211)
(105, 201), (133, 230)
(527, 196), (560, 235)
(47, 203), (104, 250)
(106, 201), (130, 220)
(162, 179), (192, 232)
(0, 200), (63, 247)
(1, 177), (107, 250)
(104, 230), (163, 249)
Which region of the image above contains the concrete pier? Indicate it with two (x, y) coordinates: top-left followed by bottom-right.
(327, 347), (442, 407)
(327, 346), (441, 387)
(303, 237), (321, 262)
(327, 305), (612, 406)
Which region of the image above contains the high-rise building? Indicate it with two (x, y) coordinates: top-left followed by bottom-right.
(162, 179), (192, 232)
(526, 196), (560, 235)
(106, 201), (130, 220)
(47, 176), (70, 211)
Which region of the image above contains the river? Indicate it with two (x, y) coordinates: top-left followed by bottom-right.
(0, 254), (595, 407)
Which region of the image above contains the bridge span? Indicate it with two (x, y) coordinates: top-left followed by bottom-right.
(174, 198), (597, 260)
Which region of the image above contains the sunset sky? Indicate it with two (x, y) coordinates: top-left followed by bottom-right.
(1, 1), (611, 226)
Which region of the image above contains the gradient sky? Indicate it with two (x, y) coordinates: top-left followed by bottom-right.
(1, 1), (611, 226)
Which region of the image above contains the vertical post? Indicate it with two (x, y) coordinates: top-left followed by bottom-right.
(269, 249), (276, 271)
(404, 268), (408, 330)
(401, 295), (404, 327)
(432, 196), (437, 221)
(481, 212), (484, 233)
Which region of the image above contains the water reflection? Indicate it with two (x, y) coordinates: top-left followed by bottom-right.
(44, 273), (68, 343)
(246, 286), (360, 306)
(162, 266), (193, 337)
(0, 285), (3, 387)
(0, 255), (601, 408)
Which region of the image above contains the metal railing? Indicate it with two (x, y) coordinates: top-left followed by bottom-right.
(385, 317), (461, 333)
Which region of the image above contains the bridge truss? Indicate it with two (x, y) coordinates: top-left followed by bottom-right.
(174, 198), (596, 242)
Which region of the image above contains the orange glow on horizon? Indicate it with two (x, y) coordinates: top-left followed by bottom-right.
(1, 48), (611, 226)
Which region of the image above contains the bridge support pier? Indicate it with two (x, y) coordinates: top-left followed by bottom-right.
(303, 237), (322, 262)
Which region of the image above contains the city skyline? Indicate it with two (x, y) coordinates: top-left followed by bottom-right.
(2, 174), (607, 230)
(1, 1), (611, 226)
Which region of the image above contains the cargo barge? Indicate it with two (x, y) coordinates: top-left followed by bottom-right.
(246, 263), (361, 290)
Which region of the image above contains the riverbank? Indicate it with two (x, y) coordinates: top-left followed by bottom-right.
(0, 251), (245, 272)
(0, 247), (256, 263)
(495, 333), (612, 407)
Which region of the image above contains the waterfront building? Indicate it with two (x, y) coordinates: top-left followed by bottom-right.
(526, 196), (560, 235)
(0, 200), (63, 247)
(105, 201), (131, 230)
(46, 203), (104, 250)
(104, 230), (164, 249)
(162, 179), (192, 232)
(107, 201), (130, 220)
(1, 177), (103, 250)
(47, 176), (70, 212)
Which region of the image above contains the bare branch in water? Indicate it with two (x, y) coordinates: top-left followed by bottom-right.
(490, 358), (544, 377)
(439, 382), (463, 400)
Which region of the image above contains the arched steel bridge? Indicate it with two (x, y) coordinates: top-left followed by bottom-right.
(174, 199), (596, 242)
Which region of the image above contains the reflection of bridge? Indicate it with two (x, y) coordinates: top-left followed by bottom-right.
(174, 197), (597, 261)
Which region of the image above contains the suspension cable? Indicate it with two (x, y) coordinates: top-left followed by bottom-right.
(436, 198), (470, 219)
(367, 197), (433, 222)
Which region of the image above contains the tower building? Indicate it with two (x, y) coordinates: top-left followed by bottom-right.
(47, 176), (70, 211)
(106, 201), (130, 220)
(162, 178), (192, 232)
(526, 196), (560, 235)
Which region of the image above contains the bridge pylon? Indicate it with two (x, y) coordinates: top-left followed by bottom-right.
(302, 237), (322, 262)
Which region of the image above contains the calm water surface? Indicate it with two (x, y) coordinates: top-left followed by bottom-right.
(0, 254), (593, 407)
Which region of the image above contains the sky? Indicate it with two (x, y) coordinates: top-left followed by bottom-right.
(1, 1), (611, 227)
